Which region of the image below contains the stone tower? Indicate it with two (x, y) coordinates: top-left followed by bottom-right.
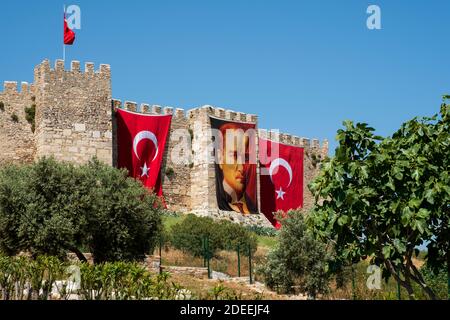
(33, 59), (113, 165)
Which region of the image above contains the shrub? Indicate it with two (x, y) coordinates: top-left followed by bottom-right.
(0, 101), (4, 111)
(0, 254), (68, 300)
(170, 214), (257, 258)
(79, 262), (181, 300)
(165, 167), (175, 178)
(421, 263), (448, 300)
(245, 225), (279, 237)
(0, 157), (163, 263)
(0, 254), (185, 300)
(259, 210), (331, 298)
(11, 113), (19, 122)
(24, 104), (36, 132)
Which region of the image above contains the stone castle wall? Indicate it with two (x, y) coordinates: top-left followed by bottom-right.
(0, 81), (36, 166)
(0, 59), (328, 227)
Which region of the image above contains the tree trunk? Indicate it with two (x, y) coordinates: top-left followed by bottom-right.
(385, 260), (415, 299)
(406, 254), (437, 300)
(71, 247), (87, 263)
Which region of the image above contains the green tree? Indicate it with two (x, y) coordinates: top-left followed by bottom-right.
(0, 157), (163, 263)
(259, 210), (331, 298)
(309, 101), (449, 299)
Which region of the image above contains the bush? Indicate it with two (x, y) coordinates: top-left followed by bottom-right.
(11, 113), (19, 122)
(79, 262), (181, 300)
(0, 157), (163, 263)
(245, 225), (279, 237)
(24, 105), (36, 132)
(259, 210), (331, 298)
(170, 214), (257, 258)
(0, 101), (4, 111)
(165, 167), (175, 178)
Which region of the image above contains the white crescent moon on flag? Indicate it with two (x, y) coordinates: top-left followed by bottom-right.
(133, 131), (159, 162)
(269, 158), (293, 187)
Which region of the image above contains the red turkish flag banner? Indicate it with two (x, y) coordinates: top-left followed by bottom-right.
(116, 108), (172, 200)
(64, 17), (76, 45)
(259, 138), (304, 229)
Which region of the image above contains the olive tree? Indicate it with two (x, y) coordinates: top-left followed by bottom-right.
(0, 157), (163, 263)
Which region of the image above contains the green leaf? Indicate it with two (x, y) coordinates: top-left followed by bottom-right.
(395, 172), (403, 181)
(412, 169), (420, 181)
(401, 206), (412, 226)
(337, 215), (349, 226)
(393, 239), (406, 253)
(417, 208), (429, 219)
(412, 220), (428, 234)
(382, 246), (392, 259)
(387, 179), (396, 191)
(408, 198), (422, 208)
(424, 189), (435, 204)
(360, 166), (369, 179)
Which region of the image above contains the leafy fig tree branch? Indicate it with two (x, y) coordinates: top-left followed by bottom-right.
(308, 100), (449, 299)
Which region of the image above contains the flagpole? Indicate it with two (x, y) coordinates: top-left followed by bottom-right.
(63, 4), (66, 61)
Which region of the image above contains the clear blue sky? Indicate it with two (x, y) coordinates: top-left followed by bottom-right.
(1, 0), (449, 153)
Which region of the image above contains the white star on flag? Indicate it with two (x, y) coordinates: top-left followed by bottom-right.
(275, 187), (286, 200)
(141, 163), (150, 177)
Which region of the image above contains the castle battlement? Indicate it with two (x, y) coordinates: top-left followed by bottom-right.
(113, 99), (187, 119)
(186, 105), (258, 124)
(0, 59), (328, 227)
(33, 59), (111, 81)
(1, 81), (35, 97)
(259, 128), (328, 152)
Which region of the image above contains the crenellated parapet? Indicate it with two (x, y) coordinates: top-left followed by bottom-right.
(187, 105), (257, 124)
(33, 59), (111, 86)
(1, 81), (35, 97)
(258, 128), (329, 157)
(112, 99), (188, 120)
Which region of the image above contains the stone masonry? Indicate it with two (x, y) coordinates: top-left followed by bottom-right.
(0, 59), (328, 227)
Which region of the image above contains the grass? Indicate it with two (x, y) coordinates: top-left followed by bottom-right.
(158, 246), (269, 279)
(162, 214), (185, 230)
(257, 235), (277, 249)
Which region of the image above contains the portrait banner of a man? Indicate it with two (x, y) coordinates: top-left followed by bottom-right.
(210, 116), (258, 215)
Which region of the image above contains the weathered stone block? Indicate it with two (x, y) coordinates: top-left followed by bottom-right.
(74, 123), (86, 132)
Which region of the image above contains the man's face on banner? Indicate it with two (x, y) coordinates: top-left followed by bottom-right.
(219, 127), (250, 199)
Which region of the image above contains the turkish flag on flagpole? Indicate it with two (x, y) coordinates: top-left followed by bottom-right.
(259, 138), (304, 229)
(64, 13), (75, 45)
(116, 109), (172, 204)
